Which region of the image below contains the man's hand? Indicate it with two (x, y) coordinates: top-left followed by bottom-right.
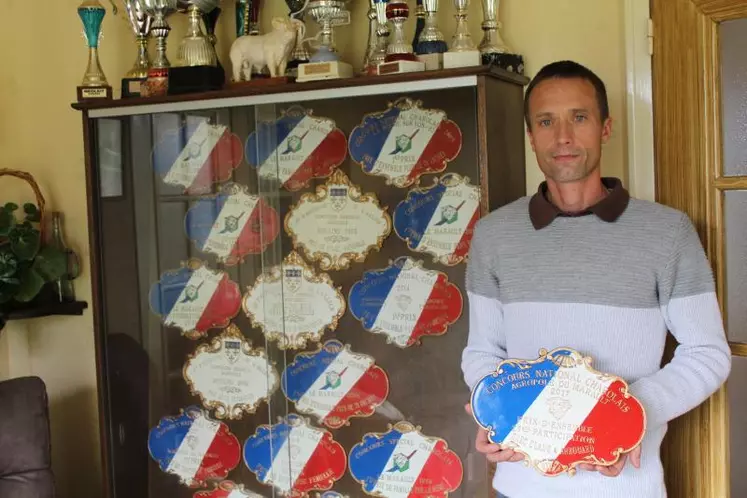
(465, 404), (524, 464)
(578, 445), (641, 477)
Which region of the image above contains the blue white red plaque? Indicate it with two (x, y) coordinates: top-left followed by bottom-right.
(242, 251), (346, 350)
(193, 481), (266, 497)
(316, 493), (348, 498)
(348, 256), (463, 348)
(183, 324), (280, 420)
(393, 173), (480, 266)
(149, 259), (242, 339)
(148, 406), (241, 488)
(285, 170), (392, 271)
(281, 339), (389, 429)
(243, 414), (347, 497)
(348, 97), (463, 188)
(185, 182), (281, 265)
(152, 120), (243, 195)
(246, 105), (348, 191)
(349, 421), (463, 497)
(470, 347), (647, 477)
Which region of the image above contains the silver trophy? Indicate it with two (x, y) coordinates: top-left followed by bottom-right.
(121, 0), (153, 95)
(305, 0), (350, 62)
(141, 0), (178, 69)
(363, 0), (388, 73)
(477, 0), (523, 72)
(450, 0), (475, 51)
(416, 0), (446, 53)
(175, 0), (219, 66)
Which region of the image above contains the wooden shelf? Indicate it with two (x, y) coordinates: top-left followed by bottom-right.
(2, 301), (88, 321)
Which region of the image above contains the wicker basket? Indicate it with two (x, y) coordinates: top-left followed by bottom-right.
(0, 169), (47, 241)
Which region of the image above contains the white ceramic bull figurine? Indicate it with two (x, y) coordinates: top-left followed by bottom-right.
(229, 17), (304, 81)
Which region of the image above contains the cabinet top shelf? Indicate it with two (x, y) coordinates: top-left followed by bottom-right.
(72, 65), (529, 119)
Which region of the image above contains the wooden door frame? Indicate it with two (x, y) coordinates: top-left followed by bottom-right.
(652, 0), (747, 497)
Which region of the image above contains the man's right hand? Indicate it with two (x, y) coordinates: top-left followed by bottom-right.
(465, 403), (525, 464)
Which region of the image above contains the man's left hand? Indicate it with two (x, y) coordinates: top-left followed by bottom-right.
(578, 445), (641, 477)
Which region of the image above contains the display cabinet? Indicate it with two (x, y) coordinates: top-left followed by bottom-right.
(73, 66), (528, 498)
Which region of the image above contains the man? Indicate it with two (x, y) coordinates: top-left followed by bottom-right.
(461, 60), (731, 498)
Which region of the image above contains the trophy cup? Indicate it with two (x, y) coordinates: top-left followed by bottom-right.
(169, 0), (225, 94)
(478, 0), (524, 73)
(375, 0), (425, 75)
(77, 0), (113, 101)
(414, 0), (447, 69)
(362, 0), (388, 75)
(236, 0), (261, 36)
(443, 0), (480, 68)
(286, 0), (311, 77)
(141, 0), (178, 96)
(296, 0), (354, 82)
(121, 0), (153, 98)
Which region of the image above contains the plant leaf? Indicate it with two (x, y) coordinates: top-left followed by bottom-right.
(0, 209), (13, 237)
(33, 246), (67, 281)
(4, 203), (18, 212)
(14, 267), (44, 303)
(0, 248), (18, 279)
(10, 225), (40, 261)
(0, 279), (19, 303)
(23, 203), (40, 223)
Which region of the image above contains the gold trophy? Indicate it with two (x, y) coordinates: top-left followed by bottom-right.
(121, 0), (154, 98)
(77, 0), (113, 101)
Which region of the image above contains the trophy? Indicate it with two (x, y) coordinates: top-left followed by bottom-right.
(121, 0), (153, 98)
(77, 0), (113, 101)
(478, 0), (524, 73)
(141, 0), (178, 96)
(296, 0), (354, 82)
(374, 0), (425, 75)
(362, 0), (388, 75)
(414, 0), (447, 69)
(236, 0), (260, 36)
(286, 0), (311, 76)
(443, 0), (480, 68)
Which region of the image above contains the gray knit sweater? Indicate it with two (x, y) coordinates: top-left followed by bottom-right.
(462, 190), (731, 498)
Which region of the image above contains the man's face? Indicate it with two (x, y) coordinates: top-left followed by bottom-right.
(526, 77), (612, 184)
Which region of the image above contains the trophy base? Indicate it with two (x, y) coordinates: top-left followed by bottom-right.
(377, 60), (426, 75)
(228, 76), (295, 88)
(122, 77), (147, 99)
(415, 40), (448, 55)
(168, 65), (226, 95)
(142, 67), (169, 98)
(417, 53), (443, 71)
(482, 52), (525, 75)
(443, 50), (481, 69)
(296, 61), (353, 82)
(77, 85), (112, 102)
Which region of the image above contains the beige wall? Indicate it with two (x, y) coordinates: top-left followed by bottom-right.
(0, 1), (627, 496)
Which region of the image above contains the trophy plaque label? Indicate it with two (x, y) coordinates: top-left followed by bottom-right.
(183, 324), (281, 420)
(185, 182), (281, 265)
(147, 406), (241, 488)
(243, 414), (347, 497)
(470, 347), (646, 477)
(348, 97), (462, 188)
(246, 105), (348, 191)
(348, 256), (463, 348)
(152, 120), (243, 194)
(281, 339), (389, 429)
(194, 480), (267, 497)
(285, 170), (392, 271)
(242, 251), (346, 350)
(349, 421), (463, 497)
(77, 86), (113, 100)
(149, 260), (242, 339)
(393, 173), (480, 266)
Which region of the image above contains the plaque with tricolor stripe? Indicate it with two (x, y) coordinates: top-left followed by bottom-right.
(349, 421), (463, 497)
(152, 120), (243, 194)
(470, 347), (646, 476)
(184, 182), (281, 265)
(281, 339), (389, 429)
(394, 173), (480, 266)
(246, 105), (347, 191)
(243, 414), (346, 497)
(348, 97), (462, 188)
(193, 480), (266, 497)
(348, 256), (463, 348)
(147, 406), (241, 488)
(148, 260), (242, 339)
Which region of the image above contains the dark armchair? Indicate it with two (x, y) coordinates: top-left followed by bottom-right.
(0, 376), (55, 498)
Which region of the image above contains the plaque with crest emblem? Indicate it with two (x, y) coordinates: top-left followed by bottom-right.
(245, 104), (348, 191)
(148, 259), (242, 339)
(242, 251), (346, 350)
(183, 324), (280, 420)
(193, 480), (267, 498)
(394, 173), (481, 266)
(185, 183), (281, 265)
(281, 339), (389, 429)
(348, 97), (463, 188)
(284, 170), (392, 271)
(348, 256), (463, 348)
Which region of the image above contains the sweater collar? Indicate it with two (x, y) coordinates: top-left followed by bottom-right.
(528, 177), (630, 230)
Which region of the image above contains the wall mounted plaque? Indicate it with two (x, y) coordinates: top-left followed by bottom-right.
(152, 120), (243, 194)
(470, 347), (646, 477)
(393, 173), (480, 266)
(242, 251), (346, 350)
(285, 170), (392, 271)
(281, 339), (389, 429)
(348, 256), (463, 348)
(243, 414), (347, 497)
(348, 97), (463, 188)
(185, 182), (281, 265)
(194, 481), (267, 497)
(147, 406), (241, 488)
(183, 324), (280, 420)
(246, 105), (348, 191)
(149, 259), (242, 339)
(316, 493), (348, 498)
(349, 421), (463, 497)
